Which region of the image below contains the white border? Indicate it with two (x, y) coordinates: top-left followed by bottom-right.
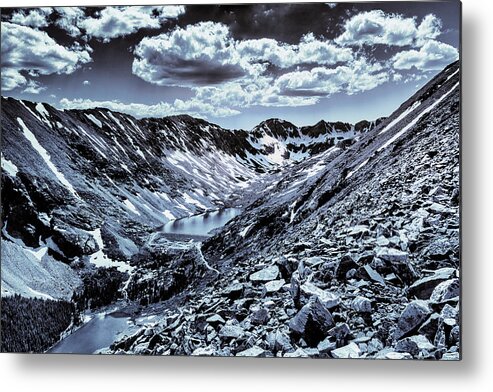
(2, 1), (493, 391)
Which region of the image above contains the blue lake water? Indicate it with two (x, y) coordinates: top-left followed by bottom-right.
(161, 208), (242, 236)
(48, 313), (132, 354)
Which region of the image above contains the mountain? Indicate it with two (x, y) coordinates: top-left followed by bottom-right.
(108, 61), (460, 358)
(0, 96), (378, 301)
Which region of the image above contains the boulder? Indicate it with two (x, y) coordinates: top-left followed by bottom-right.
(251, 308), (269, 325)
(396, 335), (435, 356)
(289, 296), (335, 346)
(221, 282), (244, 299)
(362, 264), (386, 285)
(408, 268), (456, 299)
(330, 342), (360, 359)
(264, 279), (285, 294)
(418, 313), (440, 341)
(328, 323), (351, 343)
(249, 265), (279, 282)
(206, 314), (226, 326)
(299, 281), (340, 309)
(269, 330), (294, 353)
(335, 254), (359, 279)
(317, 338), (337, 354)
(219, 325), (245, 339)
(394, 300), (431, 339)
(376, 247), (418, 283)
(236, 346), (266, 357)
(351, 296), (372, 313)
(430, 279), (460, 302)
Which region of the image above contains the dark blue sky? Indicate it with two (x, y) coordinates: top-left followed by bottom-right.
(1, 2), (460, 129)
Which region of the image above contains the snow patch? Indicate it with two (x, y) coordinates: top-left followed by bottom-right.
(27, 287), (55, 300)
(347, 159), (370, 179)
(379, 101), (421, 135)
(123, 199), (140, 215)
(1, 154), (18, 176)
(35, 102), (50, 119)
(88, 228), (133, 273)
(162, 210), (176, 221)
(85, 113), (103, 128)
(378, 82), (459, 152)
(18, 118), (79, 199)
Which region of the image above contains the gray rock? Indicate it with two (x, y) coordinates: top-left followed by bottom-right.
(299, 281), (340, 309)
(206, 314), (226, 325)
(250, 265), (279, 282)
(271, 330), (294, 353)
(331, 342), (360, 359)
(192, 346), (216, 356)
(430, 278), (459, 302)
(376, 247), (418, 283)
(363, 264), (386, 285)
(236, 346), (266, 357)
(328, 323), (351, 342)
(219, 325), (245, 339)
(396, 335), (434, 356)
(289, 296), (335, 346)
(351, 296), (372, 313)
(418, 313), (440, 340)
(264, 279), (285, 293)
(251, 308), (269, 325)
(221, 282), (244, 299)
(317, 338), (337, 354)
(335, 254), (359, 279)
(376, 247), (408, 264)
(367, 338), (384, 354)
(441, 352), (460, 361)
(408, 268), (456, 299)
(283, 348), (309, 358)
(384, 352), (413, 360)
(394, 300), (431, 339)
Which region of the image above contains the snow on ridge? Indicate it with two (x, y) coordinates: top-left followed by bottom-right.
(35, 102), (50, 119)
(18, 118), (79, 199)
(163, 210), (176, 221)
(379, 101), (421, 135)
(347, 158), (370, 179)
(378, 82), (459, 152)
(123, 199), (140, 215)
(86, 113), (103, 128)
(1, 154), (19, 176)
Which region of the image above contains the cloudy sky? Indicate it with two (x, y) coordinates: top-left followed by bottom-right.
(1, 2), (460, 129)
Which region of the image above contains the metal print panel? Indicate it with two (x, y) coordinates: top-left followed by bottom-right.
(0, 2), (461, 359)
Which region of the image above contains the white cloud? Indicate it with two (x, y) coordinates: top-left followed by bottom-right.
(335, 10), (442, 47)
(79, 6), (185, 42)
(392, 40), (459, 71)
(54, 7), (86, 37)
(10, 8), (52, 28)
(192, 78), (319, 110)
(133, 22), (252, 87)
(1, 22), (92, 91)
(59, 97), (240, 119)
(237, 33), (353, 68)
(133, 22), (353, 89)
(21, 80), (47, 94)
(275, 59), (389, 96)
(416, 14), (443, 46)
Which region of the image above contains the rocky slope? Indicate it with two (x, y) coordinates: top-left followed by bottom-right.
(106, 61), (460, 359)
